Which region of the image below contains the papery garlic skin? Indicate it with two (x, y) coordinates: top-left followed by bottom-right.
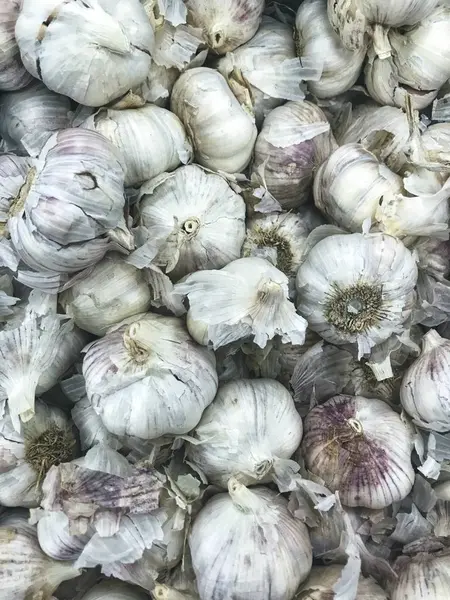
(80, 580), (149, 600)
(190, 479), (312, 600)
(187, 378), (303, 487)
(392, 551), (450, 600)
(81, 104), (192, 187)
(302, 395), (414, 509)
(16, 0), (155, 107)
(400, 330), (450, 432)
(185, 0), (264, 54)
(0, 1), (33, 91)
(296, 565), (388, 599)
(60, 253), (152, 336)
(83, 313), (218, 440)
(35, 511), (93, 562)
(170, 67), (257, 173)
(0, 153), (35, 235)
(296, 233), (418, 358)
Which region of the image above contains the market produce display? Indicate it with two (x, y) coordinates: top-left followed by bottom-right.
(0, 0), (449, 599)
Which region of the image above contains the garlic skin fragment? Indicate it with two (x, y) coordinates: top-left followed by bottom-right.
(80, 104), (193, 187)
(295, 232), (418, 358)
(187, 378), (303, 487)
(59, 253), (153, 336)
(185, 0), (264, 54)
(0, 0), (33, 91)
(80, 580), (149, 600)
(400, 330), (450, 433)
(170, 67), (257, 173)
(15, 0), (155, 107)
(296, 565), (388, 599)
(190, 479), (312, 600)
(302, 395), (414, 509)
(391, 550), (450, 600)
(0, 153), (35, 236)
(83, 313), (218, 440)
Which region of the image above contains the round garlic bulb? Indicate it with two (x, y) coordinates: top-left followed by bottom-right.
(302, 394), (415, 509)
(59, 253), (152, 336)
(190, 479), (312, 600)
(251, 101), (337, 209)
(296, 565), (388, 599)
(80, 581), (149, 600)
(0, 0), (33, 91)
(186, 378), (303, 487)
(35, 511), (93, 562)
(295, 232), (418, 358)
(391, 551), (450, 600)
(400, 330), (450, 432)
(83, 313), (218, 440)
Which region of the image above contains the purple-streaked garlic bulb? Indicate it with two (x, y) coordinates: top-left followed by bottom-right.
(392, 550), (450, 600)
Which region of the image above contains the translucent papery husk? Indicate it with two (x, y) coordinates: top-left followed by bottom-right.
(82, 313), (218, 440)
(184, 0), (265, 54)
(175, 256), (308, 350)
(295, 232), (418, 359)
(302, 395), (415, 509)
(80, 104), (192, 188)
(251, 100), (337, 210)
(133, 61), (180, 108)
(170, 67), (258, 174)
(296, 565), (388, 599)
(0, 82), (72, 157)
(0, 153), (36, 235)
(127, 165), (246, 280)
(0, 0), (33, 91)
(433, 83), (450, 122)
(0, 510), (80, 600)
(295, 0), (366, 99)
(0, 270), (18, 319)
(152, 22), (205, 71)
(391, 549), (450, 600)
(15, 0), (155, 107)
(414, 238), (450, 327)
(411, 123), (450, 174)
(79, 580), (149, 600)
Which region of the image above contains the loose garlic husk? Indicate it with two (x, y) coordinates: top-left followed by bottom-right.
(186, 378), (303, 487)
(59, 253), (152, 336)
(0, 1), (33, 91)
(296, 565), (388, 599)
(83, 313), (218, 440)
(80, 581), (149, 600)
(190, 478), (312, 600)
(80, 104), (192, 187)
(0, 270), (18, 319)
(251, 101), (337, 209)
(185, 0), (264, 54)
(170, 67), (257, 173)
(295, 0), (365, 99)
(295, 232), (418, 358)
(391, 550), (450, 600)
(175, 256), (308, 350)
(127, 165), (246, 280)
(400, 330), (450, 432)
(302, 394), (414, 509)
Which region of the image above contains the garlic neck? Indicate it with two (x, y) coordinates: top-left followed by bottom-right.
(372, 24), (392, 60)
(422, 329), (447, 353)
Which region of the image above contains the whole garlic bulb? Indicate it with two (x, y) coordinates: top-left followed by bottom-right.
(302, 395), (414, 508)
(189, 478), (312, 600)
(59, 253), (152, 336)
(391, 550), (450, 600)
(251, 101), (337, 209)
(400, 330), (450, 432)
(295, 0), (365, 99)
(170, 67), (257, 173)
(127, 165), (246, 280)
(295, 232), (418, 358)
(80, 104), (192, 187)
(186, 378), (303, 487)
(80, 581), (149, 600)
(0, 1), (33, 91)
(34, 510), (93, 562)
(15, 0), (155, 107)
(296, 565), (388, 599)
(83, 313), (218, 440)
(185, 0), (264, 54)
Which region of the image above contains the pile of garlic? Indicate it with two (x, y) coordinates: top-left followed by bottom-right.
(0, 0), (449, 599)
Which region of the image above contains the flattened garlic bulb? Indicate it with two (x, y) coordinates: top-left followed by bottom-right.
(170, 67), (257, 173)
(302, 395), (414, 509)
(190, 479), (312, 600)
(392, 551), (450, 600)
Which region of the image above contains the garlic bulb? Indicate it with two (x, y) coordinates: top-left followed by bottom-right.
(251, 101), (337, 209)
(186, 378), (303, 487)
(296, 565), (387, 599)
(302, 395), (414, 508)
(15, 0), (155, 107)
(83, 313), (218, 440)
(127, 165), (246, 279)
(170, 67), (257, 173)
(190, 478), (312, 600)
(295, 232), (418, 358)
(295, 0), (365, 99)
(0, 82), (72, 157)
(33, 510), (94, 562)
(80, 581), (149, 600)
(400, 330), (450, 432)
(80, 104), (192, 187)
(185, 0), (264, 54)
(175, 256), (308, 350)
(0, 511), (80, 599)
(391, 550), (450, 600)
(0, 1), (33, 91)
(59, 253), (152, 336)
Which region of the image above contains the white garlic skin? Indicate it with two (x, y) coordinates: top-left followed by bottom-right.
(400, 330), (450, 432)
(59, 253), (152, 336)
(302, 395), (414, 509)
(190, 480), (312, 600)
(80, 580), (149, 600)
(392, 551), (450, 600)
(185, 0), (264, 54)
(187, 378), (303, 487)
(170, 67), (257, 173)
(296, 565), (388, 599)
(0, 0), (33, 91)
(36, 511), (93, 562)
